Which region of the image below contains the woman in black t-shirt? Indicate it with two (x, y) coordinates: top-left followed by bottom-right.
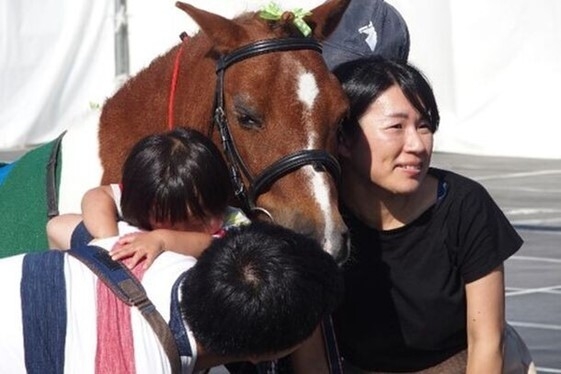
(332, 57), (534, 373)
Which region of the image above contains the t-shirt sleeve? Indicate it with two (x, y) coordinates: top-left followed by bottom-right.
(455, 184), (523, 283)
(109, 183), (123, 219)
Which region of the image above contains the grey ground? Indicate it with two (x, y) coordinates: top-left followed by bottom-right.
(433, 152), (561, 373)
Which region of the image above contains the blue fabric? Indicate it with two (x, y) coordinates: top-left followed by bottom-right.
(0, 162), (15, 186)
(70, 221), (94, 247)
(21, 251), (67, 374)
(437, 179), (449, 202)
(67, 245), (138, 304)
(169, 271), (193, 358)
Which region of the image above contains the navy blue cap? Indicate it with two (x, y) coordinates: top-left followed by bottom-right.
(322, 0), (410, 70)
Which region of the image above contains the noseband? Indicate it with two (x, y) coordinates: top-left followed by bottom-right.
(211, 38), (341, 218)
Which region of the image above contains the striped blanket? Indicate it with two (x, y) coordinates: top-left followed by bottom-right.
(0, 237), (197, 374)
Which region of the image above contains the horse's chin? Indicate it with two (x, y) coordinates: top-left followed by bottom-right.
(322, 230), (350, 266)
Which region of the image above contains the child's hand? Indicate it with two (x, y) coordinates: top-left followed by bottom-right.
(110, 231), (165, 270)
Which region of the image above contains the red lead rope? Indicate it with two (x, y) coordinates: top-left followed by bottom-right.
(168, 33), (189, 130)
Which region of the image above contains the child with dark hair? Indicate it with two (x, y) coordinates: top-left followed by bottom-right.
(47, 127), (249, 268)
(0, 221), (343, 373)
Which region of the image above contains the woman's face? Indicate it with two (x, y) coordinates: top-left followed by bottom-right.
(339, 85), (434, 195)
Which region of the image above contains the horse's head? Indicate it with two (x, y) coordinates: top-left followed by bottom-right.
(175, 0), (350, 263)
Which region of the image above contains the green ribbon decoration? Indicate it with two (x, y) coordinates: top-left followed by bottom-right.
(259, 2), (313, 37)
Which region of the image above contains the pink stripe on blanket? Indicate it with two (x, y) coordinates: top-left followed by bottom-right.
(95, 259), (147, 374)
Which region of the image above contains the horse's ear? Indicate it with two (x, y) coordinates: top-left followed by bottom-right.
(175, 1), (247, 54)
(305, 0), (351, 41)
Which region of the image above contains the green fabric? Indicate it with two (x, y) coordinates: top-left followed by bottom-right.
(0, 141), (61, 257)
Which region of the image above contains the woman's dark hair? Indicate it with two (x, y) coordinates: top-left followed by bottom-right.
(333, 56), (440, 138)
(120, 127), (232, 230)
(182, 221), (343, 357)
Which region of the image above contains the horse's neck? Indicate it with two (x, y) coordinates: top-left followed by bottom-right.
(102, 46), (179, 121)
(172, 35), (217, 130)
(109, 37), (212, 101)
(97, 37), (217, 183)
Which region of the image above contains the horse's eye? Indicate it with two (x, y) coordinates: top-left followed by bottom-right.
(236, 112), (262, 129)
(238, 114), (256, 127)
(233, 98), (262, 129)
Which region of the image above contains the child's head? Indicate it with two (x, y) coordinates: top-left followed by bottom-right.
(120, 127), (232, 231)
(181, 221), (343, 359)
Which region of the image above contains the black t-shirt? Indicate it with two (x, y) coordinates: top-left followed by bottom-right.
(334, 168), (522, 371)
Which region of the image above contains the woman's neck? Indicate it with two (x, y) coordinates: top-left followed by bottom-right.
(342, 171), (438, 231)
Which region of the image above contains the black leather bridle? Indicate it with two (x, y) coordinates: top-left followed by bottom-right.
(211, 38), (341, 218)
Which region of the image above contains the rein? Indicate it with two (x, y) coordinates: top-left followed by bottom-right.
(211, 37), (341, 218)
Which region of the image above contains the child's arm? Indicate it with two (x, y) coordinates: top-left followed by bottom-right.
(110, 230), (213, 269)
(47, 213), (83, 249)
(81, 185), (119, 239)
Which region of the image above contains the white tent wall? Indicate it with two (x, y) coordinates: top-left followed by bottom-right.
(0, 0), (115, 150)
(390, 0), (561, 159)
(125, 0), (326, 76)
(1, 0), (560, 158)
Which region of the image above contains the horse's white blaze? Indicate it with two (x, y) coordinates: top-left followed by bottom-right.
(305, 165), (338, 255)
(297, 72), (319, 111)
(295, 69), (338, 255)
(304, 115), (337, 257)
(58, 109), (104, 214)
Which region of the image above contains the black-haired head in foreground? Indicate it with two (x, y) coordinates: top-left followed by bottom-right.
(182, 221), (343, 358)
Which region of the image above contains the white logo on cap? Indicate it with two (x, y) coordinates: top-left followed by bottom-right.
(358, 21), (378, 52)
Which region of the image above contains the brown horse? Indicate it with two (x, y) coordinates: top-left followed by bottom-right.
(55, 0), (351, 262)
